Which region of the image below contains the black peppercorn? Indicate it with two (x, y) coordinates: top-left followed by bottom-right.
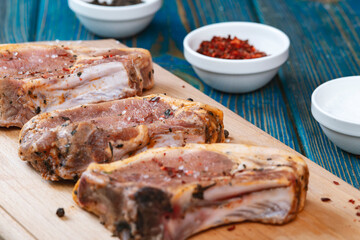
(224, 129), (229, 138)
(56, 208), (65, 217)
(35, 107), (41, 114)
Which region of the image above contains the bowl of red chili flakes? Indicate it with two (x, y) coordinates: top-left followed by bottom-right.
(183, 22), (290, 93)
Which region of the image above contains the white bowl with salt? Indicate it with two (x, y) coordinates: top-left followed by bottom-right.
(311, 76), (360, 155)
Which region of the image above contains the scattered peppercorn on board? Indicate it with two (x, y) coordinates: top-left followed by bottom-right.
(1, 39), (360, 240)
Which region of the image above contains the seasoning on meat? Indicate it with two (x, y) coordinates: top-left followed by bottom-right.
(0, 43), (154, 127)
(227, 225), (236, 231)
(19, 94), (225, 181)
(73, 143), (308, 240)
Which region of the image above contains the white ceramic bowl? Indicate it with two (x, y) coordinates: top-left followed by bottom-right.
(183, 22), (290, 93)
(311, 76), (360, 155)
(68, 0), (162, 38)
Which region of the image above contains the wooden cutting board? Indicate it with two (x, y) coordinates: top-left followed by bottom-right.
(1, 39), (360, 240)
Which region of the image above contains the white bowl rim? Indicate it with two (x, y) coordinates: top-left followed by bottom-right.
(184, 22), (290, 63)
(72, 0), (157, 10)
(69, 0), (162, 20)
(183, 22), (290, 74)
(311, 76), (360, 136)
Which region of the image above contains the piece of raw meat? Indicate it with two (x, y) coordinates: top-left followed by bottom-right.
(0, 43), (154, 127)
(73, 143), (308, 240)
(19, 94), (225, 181)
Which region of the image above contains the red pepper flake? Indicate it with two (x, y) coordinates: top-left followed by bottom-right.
(355, 205), (360, 210)
(357, 212), (360, 217)
(63, 68), (70, 72)
(227, 225), (236, 231)
(333, 181), (340, 185)
(349, 199), (356, 204)
(182, 85), (185, 88)
(197, 35), (267, 60)
(79, 78), (83, 81)
(321, 197), (331, 202)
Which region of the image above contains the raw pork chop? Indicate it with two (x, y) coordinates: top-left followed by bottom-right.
(19, 94), (224, 181)
(73, 143), (308, 240)
(0, 43), (153, 127)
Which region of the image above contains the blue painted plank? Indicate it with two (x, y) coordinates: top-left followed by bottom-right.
(155, 0), (302, 152)
(35, 0), (99, 41)
(0, 0), (39, 43)
(253, 0), (360, 188)
(33, 0), (302, 153)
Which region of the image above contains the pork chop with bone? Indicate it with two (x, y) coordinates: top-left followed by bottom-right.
(0, 43), (153, 127)
(19, 94), (225, 181)
(74, 143), (309, 240)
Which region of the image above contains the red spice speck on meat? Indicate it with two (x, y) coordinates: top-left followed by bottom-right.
(197, 35), (267, 60)
(356, 212), (360, 217)
(321, 197), (331, 202)
(349, 199), (356, 204)
(333, 181), (340, 185)
(227, 225), (236, 231)
(355, 205), (360, 210)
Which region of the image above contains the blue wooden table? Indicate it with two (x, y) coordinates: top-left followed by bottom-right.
(1, 0), (360, 189)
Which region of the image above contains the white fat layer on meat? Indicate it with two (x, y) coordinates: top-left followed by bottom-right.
(134, 133), (205, 156)
(166, 187), (293, 240)
(203, 181), (287, 201)
(33, 62), (133, 112)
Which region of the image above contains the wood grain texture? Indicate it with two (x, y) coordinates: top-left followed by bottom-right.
(36, 0), (99, 41)
(0, 0), (39, 43)
(1, 39), (360, 240)
(0, 207), (35, 240)
(149, 0), (303, 153)
(1, 0), (360, 238)
(31, 0), (302, 155)
(253, 0), (360, 188)
(2, 0), (360, 190)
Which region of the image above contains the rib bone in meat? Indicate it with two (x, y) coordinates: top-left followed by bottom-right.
(0, 43), (153, 127)
(73, 143), (308, 240)
(19, 95), (225, 181)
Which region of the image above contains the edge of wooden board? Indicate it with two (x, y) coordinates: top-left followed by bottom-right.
(1, 39), (360, 240)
